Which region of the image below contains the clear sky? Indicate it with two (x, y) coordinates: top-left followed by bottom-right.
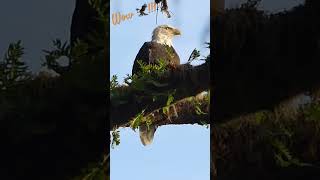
(111, 125), (210, 180)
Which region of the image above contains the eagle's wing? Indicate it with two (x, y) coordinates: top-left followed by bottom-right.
(132, 42), (180, 75)
(132, 42), (152, 75)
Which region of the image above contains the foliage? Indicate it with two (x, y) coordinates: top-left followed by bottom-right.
(187, 43), (210, 64)
(187, 49), (201, 64)
(42, 39), (71, 73)
(254, 111), (268, 125)
(130, 109), (146, 131)
(71, 39), (89, 58)
(194, 101), (207, 115)
(111, 129), (121, 148)
(191, 92), (209, 116)
(162, 90), (175, 115)
(111, 58), (170, 107)
(216, 94), (320, 178)
(87, 0), (107, 54)
(127, 58), (168, 87)
(110, 75), (119, 92)
(88, 0), (107, 23)
(0, 41), (30, 90)
(110, 75), (130, 106)
(271, 139), (301, 167)
(267, 104), (318, 168)
(144, 115), (154, 131)
(304, 102), (320, 123)
(71, 154), (108, 180)
(240, 0), (262, 9)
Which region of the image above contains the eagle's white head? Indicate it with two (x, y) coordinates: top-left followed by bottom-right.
(151, 25), (181, 47)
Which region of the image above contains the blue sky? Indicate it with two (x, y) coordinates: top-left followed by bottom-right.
(110, 0), (210, 180)
(111, 125), (210, 180)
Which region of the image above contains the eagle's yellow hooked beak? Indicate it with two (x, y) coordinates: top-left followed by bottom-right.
(173, 28), (181, 35)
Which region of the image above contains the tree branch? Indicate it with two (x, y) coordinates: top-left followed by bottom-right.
(111, 62), (210, 129)
(114, 92), (209, 129)
(212, 98), (320, 179)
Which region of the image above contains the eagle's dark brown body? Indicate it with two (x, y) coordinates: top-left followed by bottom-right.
(132, 42), (180, 75)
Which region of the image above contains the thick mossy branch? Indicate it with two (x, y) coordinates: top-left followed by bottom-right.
(110, 62), (210, 128)
(212, 97), (320, 179)
(115, 91), (210, 129)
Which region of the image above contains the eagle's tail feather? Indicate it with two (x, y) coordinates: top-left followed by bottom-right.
(139, 124), (157, 146)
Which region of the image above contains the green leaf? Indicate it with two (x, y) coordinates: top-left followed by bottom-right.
(162, 106), (169, 115)
(111, 130), (120, 149)
(162, 92), (175, 115)
(130, 109), (146, 130)
(166, 93), (174, 106)
(274, 154), (290, 167)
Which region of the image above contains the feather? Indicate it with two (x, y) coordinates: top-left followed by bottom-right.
(132, 42), (180, 75)
(139, 124), (157, 146)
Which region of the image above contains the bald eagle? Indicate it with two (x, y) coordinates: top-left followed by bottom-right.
(132, 25), (181, 146)
(132, 25), (181, 75)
